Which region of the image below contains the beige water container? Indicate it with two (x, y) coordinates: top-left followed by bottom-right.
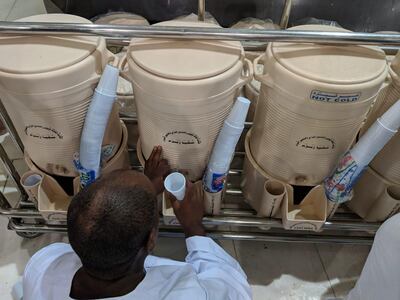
(0, 14), (123, 177)
(251, 25), (387, 186)
(93, 12), (149, 26)
(361, 52), (400, 184)
(123, 21), (251, 180)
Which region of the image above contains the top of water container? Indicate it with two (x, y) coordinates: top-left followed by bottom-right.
(0, 14), (99, 74)
(128, 20), (243, 81)
(270, 24), (387, 84)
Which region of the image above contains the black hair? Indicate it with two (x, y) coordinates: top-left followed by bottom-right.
(67, 170), (157, 280)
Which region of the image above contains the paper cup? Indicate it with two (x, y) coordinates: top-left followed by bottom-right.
(363, 66), (400, 185)
(20, 171), (43, 206)
(164, 172), (186, 201)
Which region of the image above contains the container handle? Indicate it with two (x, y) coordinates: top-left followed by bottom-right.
(108, 54), (119, 68)
(253, 53), (274, 88)
(232, 58), (254, 90)
(118, 54), (132, 82)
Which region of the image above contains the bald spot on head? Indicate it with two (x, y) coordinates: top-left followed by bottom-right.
(99, 169), (156, 195)
(77, 170), (156, 234)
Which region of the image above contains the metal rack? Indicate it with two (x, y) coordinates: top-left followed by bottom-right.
(0, 5), (397, 243)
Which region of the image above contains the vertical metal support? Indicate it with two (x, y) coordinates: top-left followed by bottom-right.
(0, 99), (24, 154)
(198, 0), (205, 21)
(0, 143), (26, 198)
(0, 189), (11, 209)
(280, 0), (292, 29)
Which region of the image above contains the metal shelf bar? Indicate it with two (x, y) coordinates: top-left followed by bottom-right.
(1, 22), (400, 45)
(0, 208), (42, 218)
(7, 218), (374, 245)
(157, 231), (374, 245)
(1, 206), (380, 232)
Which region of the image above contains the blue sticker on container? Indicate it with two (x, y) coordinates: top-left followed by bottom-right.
(211, 172), (226, 192)
(73, 153), (96, 188)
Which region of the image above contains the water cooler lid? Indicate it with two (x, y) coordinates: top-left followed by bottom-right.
(0, 14), (99, 74)
(271, 25), (387, 84)
(128, 21), (243, 80)
(93, 12), (149, 26)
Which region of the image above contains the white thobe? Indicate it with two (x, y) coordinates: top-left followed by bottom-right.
(23, 236), (252, 300)
(348, 214), (400, 300)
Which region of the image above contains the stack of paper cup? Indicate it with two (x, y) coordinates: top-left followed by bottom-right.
(362, 52), (400, 185)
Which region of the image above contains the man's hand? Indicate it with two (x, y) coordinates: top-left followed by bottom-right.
(168, 180), (206, 237)
(144, 146), (170, 194)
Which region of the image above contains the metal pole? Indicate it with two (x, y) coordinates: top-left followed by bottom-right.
(107, 38), (399, 55)
(0, 99), (24, 154)
(2, 22), (400, 45)
(7, 219), (374, 245)
(198, 0), (205, 21)
(0, 190), (11, 209)
(1, 205), (380, 232)
(202, 215), (381, 231)
(158, 231), (374, 245)
(0, 208), (41, 218)
(279, 0), (292, 29)
(0, 143), (26, 198)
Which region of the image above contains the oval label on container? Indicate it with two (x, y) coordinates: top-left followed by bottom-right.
(163, 131), (202, 145)
(25, 125), (63, 140)
(310, 90), (361, 103)
(295, 136), (336, 152)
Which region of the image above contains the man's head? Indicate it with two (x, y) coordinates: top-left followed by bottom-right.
(67, 170), (158, 281)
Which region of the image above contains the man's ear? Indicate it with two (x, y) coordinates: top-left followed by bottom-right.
(146, 227), (158, 252)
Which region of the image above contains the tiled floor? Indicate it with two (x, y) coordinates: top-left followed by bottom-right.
(0, 132), (371, 300)
(0, 1), (372, 299)
(1, 0), (47, 21)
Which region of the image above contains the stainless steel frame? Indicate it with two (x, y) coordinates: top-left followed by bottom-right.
(1, 22), (400, 45)
(279, 0), (292, 29)
(0, 140), (26, 198)
(0, 21), (389, 243)
(198, 0), (205, 22)
(7, 218), (375, 245)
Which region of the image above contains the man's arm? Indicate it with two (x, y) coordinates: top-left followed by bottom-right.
(169, 181), (252, 300)
(185, 236), (252, 300)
